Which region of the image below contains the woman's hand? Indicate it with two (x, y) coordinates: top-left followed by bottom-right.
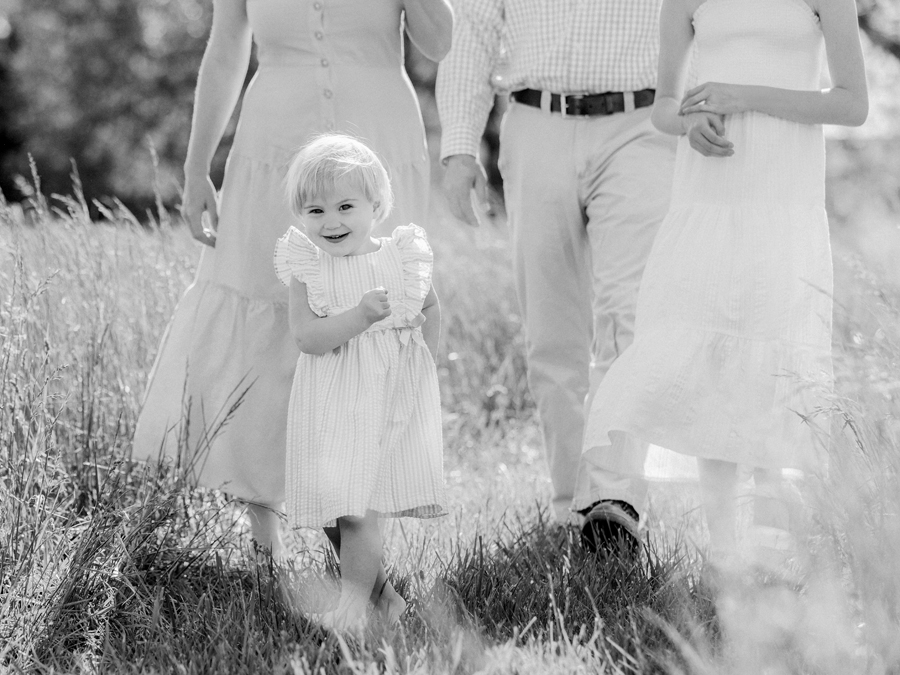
(680, 82), (748, 116)
(181, 174), (219, 247)
(682, 112), (734, 157)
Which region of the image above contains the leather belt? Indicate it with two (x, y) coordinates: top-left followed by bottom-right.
(510, 88), (655, 117)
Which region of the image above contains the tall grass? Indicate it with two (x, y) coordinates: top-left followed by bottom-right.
(1, 175), (900, 673)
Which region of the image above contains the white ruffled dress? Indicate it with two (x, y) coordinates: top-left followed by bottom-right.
(274, 225), (446, 528)
(575, 0), (833, 499)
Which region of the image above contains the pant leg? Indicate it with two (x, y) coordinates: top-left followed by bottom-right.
(499, 102), (592, 522)
(572, 108), (676, 513)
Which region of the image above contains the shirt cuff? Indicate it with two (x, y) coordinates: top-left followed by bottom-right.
(439, 124), (485, 163)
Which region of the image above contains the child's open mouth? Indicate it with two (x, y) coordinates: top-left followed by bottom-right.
(323, 233), (349, 242)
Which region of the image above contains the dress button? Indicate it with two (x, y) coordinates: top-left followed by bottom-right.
(314, 31), (323, 40)
(313, 2), (322, 9)
(323, 89), (333, 98)
(321, 58), (329, 67)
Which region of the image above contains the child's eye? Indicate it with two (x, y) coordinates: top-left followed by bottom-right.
(307, 208), (324, 215)
(339, 204), (353, 211)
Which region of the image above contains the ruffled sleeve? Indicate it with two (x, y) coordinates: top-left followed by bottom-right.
(393, 224), (433, 311)
(273, 226), (318, 287)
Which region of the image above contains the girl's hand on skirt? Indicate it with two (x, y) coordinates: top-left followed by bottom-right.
(358, 287), (392, 325)
(682, 112), (734, 158)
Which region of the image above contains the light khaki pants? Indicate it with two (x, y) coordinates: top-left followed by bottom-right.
(498, 101), (676, 521)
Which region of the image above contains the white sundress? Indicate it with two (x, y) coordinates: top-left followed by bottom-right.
(574, 0), (834, 502)
(274, 224), (446, 528)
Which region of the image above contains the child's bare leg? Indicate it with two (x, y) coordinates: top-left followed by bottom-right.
(324, 524), (406, 622)
(325, 512), (382, 629)
(698, 458), (739, 564)
(246, 502), (285, 560)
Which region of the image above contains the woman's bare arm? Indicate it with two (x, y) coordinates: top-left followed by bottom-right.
(652, 0), (733, 157)
(680, 0), (868, 126)
(404, 0), (454, 62)
(181, 0), (252, 246)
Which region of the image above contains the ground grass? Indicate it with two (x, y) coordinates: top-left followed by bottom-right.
(2, 170), (900, 673)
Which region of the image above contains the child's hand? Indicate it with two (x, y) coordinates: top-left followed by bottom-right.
(358, 287), (391, 325)
(682, 112), (733, 158)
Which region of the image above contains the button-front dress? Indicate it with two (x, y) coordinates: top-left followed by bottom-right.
(274, 225), (446, 527)
(132, 0), (430, 504)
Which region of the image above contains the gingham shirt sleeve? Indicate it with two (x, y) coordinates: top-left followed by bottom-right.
(436, 0), (661, 162)
(436, 0), (504, 160)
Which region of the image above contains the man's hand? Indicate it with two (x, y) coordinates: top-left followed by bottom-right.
(682, 112), (733, 158)
(442, 154), (489, 227)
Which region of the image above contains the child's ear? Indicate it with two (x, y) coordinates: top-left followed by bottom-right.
(372, 200), (380, 214)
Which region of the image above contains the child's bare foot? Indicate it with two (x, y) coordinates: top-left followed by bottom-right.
(374, 585), (408, 626)
(315, 606), (368, 633)
(377, 595), (407, 626)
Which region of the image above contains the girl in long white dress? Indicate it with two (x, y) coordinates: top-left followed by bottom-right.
(575, 0), (867, 567)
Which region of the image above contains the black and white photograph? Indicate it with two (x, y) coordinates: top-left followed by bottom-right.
(1, 0), (900, 672)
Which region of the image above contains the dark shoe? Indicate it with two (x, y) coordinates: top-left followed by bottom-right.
(580, 500), (641, 560)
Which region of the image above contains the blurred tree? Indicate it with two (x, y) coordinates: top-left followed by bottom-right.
(1, 0), (897, 214)
(4, 0), (218, 213)
(0, 12), (24, 201)
(858, 0), (900, 60)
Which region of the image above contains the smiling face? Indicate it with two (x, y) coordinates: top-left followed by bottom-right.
(300, 176), (380, 256)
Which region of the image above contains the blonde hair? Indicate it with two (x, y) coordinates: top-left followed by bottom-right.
(285, 134), (394, 224)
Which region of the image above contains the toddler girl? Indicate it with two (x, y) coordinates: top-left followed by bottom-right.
(274, 135), (446, 629)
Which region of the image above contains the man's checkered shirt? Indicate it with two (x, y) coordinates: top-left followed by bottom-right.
(437, 0), (662, 159)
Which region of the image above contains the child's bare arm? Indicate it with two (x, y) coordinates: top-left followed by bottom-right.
(289, 278), (390, 355)
(420, 284), (441, 360)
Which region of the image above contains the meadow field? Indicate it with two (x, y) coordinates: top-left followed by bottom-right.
(2, 149), (900, 673)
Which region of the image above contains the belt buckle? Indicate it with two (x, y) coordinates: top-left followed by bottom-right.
(562, 93), (583, 118)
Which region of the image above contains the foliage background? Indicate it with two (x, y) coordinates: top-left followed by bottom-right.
(1, 0), (897, 217)
(0, 0), (446, 215)
(1, 2), (900, 671)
